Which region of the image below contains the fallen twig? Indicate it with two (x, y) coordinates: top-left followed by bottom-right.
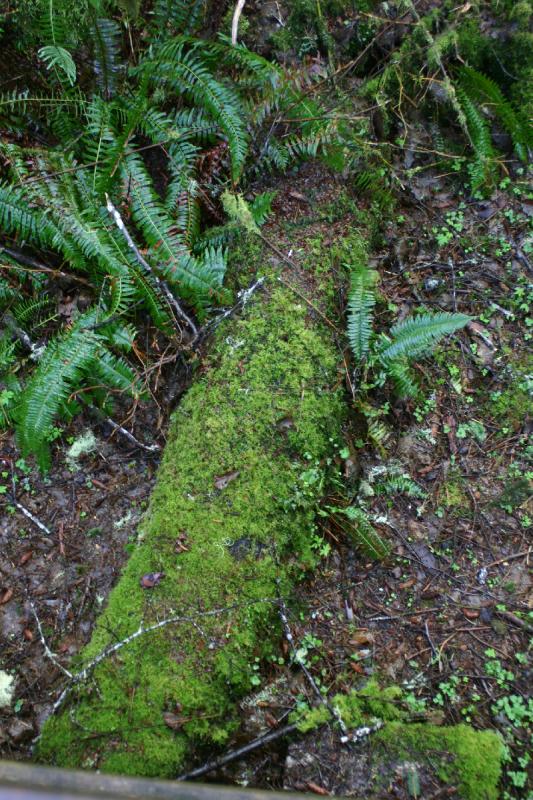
(231, 0), (246, 45)
(105, 194), (198, 338)
(105, 416), (160, 453)
(178, 721), (298, 781)
(28, 598), (72, 679)
(277, 587), (351, 742)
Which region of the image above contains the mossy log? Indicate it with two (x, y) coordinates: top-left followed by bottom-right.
(38, 283), (345, 776)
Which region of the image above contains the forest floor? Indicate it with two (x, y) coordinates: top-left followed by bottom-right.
(2, 151), (531, 795)
(1, 47), (531, 800)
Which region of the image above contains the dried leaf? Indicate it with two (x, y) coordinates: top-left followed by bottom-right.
(162, 711), (185, 730)
(140, 572), (165, 589)
(0, 588), (14, 605)
(19, 551), (33, 566)
(349, 631), (375, 645)
(174, 531), (189, 554)
(306, 782), (330, 796)
(214, 470), (240, 490)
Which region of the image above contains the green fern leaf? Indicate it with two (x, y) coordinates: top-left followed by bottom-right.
(347, 262), (378, 362)
(38, 45), (77, 85)
(380, 311), (470, 362)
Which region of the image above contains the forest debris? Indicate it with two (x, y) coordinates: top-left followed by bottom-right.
(0, 587), (14, 605)
(0, 672), (16, 708)
(163, 711), (185, 730)
(140, 572), (165, 589)
(214, 470), (240, 490)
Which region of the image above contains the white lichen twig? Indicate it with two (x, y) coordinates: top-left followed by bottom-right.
(231, 0), (246, 45)
(104, 416), (160, 453)
(28, 599), (73, 679)
(105, 194), (198, 338)
(44, 597), (280, 721)
(276, 588), (351, 742)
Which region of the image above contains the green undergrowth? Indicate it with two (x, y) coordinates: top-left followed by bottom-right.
(295, 679), (503, 800)
(38, 271), (345, 776)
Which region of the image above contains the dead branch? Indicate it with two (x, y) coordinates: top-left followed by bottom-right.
(105, 194), (198, 338)
(178, 721), (299, 781)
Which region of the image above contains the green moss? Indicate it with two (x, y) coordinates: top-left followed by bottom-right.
(295, 681), (503, 800)
(38, 279), (345, 776)
(375, 722), (503, 800)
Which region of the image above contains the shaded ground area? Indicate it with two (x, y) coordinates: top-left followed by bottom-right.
(1, 86), (531, 800)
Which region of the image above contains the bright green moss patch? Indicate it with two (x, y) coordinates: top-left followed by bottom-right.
(38, 283), (345, 776)
(376, 722), (503, 800)
(294, 680), (503, 800)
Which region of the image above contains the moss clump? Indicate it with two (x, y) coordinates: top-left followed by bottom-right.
(38, 283), (344, 776)
(375, 722), (503, 800)
(295, 680), (503, 800)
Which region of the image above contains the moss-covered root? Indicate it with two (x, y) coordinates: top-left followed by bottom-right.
(38, 285), (344, 776)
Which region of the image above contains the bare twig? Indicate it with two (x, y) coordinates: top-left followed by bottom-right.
(28, 598), (72, 679)
(193, 276), (266, 344)
(277, 589), (351, 742)
(105, 194), (198, 338)
(104, 416), (160, 453)
(178, 721), (298, 781)
(231, 0), (246, 45)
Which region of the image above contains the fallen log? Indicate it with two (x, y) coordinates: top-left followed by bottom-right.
(38, 273), (345, 776)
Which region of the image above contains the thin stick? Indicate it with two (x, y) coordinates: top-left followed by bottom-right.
(105, 416), (160, 453)
(105, 194), (198, 337)
(231, 0), (246, 45)
(28, 598), (73, 679)
(277, 589), (350, 742)
(178, 721), (298, 781)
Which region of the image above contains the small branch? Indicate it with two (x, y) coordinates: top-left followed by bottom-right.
(193, 276), (266, 345)
(28, 598), (72, 679)
(2, 458), (52, 536)
(44, 598), (280, 721)
(105, 416), (160, 453)
(105, 194), (198, 338)
(1, 246), (93, 287)
(231, 0), (246, 45)
(277, 588), (350, 742)
(178, 721), (298, 781)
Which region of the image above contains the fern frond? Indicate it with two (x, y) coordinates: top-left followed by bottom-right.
(143, 41), (248, 181)
(347, 261), (378, 362)
(337, 506), (390, 560)
(152, 0), (206, 39)
(16, 323), (99, 471)
(90, 348), (143, 399)
(385, 357), (420, 398)
(375, 474), (426, 499)
(459, 66), (532, 161)
(38, 45), (77, 85)
(92, 17), (123, 98)
(380, 311), (470, 362)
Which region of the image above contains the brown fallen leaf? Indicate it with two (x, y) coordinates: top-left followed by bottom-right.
(399, 578), (417, 590)
(462, 608), (479, 620)
(0, 587), (14, 605)
(174, 531), (189, 554)
(140, 572), (165, 589)
(349, 631), (375, 645)
(214, 470), (240, 490)
(19, 550), (33, 566)
(306, 781), (330, 796)
(162, 711), (185, 730)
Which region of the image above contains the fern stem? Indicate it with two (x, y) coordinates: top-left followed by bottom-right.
(105, 194), (198, 338)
